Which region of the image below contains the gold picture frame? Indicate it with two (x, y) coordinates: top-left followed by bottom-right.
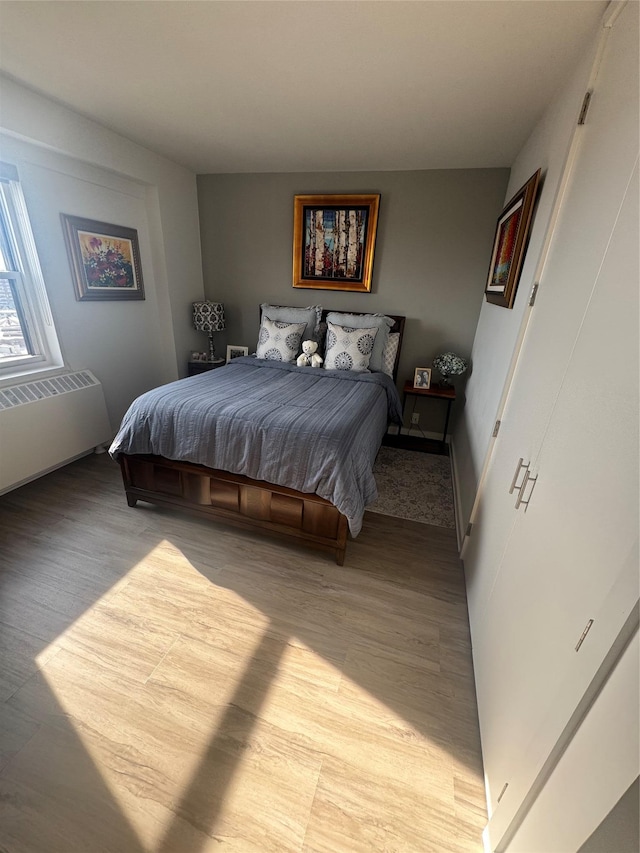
(485, 170), (540, 309)
(292, 194), (380, 292)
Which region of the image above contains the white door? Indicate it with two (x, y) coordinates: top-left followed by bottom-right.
(465, 3), (639, 645)
(464, 0), (639, 825)
(481, 157), (638, 836)
(506, 630), (640, 853)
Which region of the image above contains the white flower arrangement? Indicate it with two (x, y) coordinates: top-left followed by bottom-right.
(433, 352), (468, 379)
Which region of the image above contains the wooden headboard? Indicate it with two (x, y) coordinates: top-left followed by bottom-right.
(321, 310), (406, 381)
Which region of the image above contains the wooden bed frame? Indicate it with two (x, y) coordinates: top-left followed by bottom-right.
(118, 312), (405, 565)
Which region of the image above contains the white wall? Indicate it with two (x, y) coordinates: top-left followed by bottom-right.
(0, 75), (205, 428)
(0, 135), (168, 429)
(452, 26), (600, 527)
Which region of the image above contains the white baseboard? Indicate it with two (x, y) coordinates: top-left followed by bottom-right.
(0, 449), (95, 497)
(449, 437), (466, 553)
(387, 424), (451, 443)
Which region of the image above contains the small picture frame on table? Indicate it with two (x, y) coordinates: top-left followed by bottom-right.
(190, 351), (207, 362)
(226, 345), (248, 363)
(413, 367), (432, 389)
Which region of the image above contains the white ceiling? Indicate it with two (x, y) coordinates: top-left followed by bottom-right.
(0, 1), (605, 174)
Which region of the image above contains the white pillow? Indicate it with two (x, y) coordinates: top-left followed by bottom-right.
(324, 321), (379, 372)
(381, 332), (400, 376)
(256, 317), (306, 362)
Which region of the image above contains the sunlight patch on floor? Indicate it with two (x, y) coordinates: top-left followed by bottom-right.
(34, 539), (283, 851)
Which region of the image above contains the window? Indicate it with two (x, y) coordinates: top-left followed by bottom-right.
(0, 162), (62, 377)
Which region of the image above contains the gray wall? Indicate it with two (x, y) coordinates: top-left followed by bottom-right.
(579, 777), (639, 853)
(197, 169), (508, 431)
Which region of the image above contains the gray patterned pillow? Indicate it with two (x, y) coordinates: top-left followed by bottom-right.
(260, 304), (322, 343)
(381, 332), (400, 376)
(324, 321), (379, 372)
(325, 312), (393, 372)
(256, 317), (306, 362)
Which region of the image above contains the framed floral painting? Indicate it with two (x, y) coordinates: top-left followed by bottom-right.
(485, 169), (540, 308)
(292, 194), (380, 292)
(61, 214), (145, 301)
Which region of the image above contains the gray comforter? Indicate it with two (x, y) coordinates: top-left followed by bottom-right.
(109, 357), (403, 536)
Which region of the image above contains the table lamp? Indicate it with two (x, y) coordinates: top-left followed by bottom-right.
(193, 301), (225, 363)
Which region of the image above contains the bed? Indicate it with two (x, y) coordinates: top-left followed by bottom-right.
(110, 311), (405, 564)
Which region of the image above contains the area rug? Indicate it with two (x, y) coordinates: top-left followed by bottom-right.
(367, 446), (455, 529)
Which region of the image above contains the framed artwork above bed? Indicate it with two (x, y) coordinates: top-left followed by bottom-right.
(292, 194), (380, 292)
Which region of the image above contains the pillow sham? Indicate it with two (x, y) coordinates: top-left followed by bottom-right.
(381, 332), (400, 377)
(260, 304), (322, 346)
(324, 321), (379, 372)
(256, 317), (306, 362)
(325, 312), (393, 372)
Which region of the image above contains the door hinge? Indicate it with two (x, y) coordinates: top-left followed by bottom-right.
(529, 283), (539, 306)
(578, 91), (592, 125)
(575, 619), (594, 652)
(493, 419), (501, 437)
(497, 782), (509, 803)
(465, 522), (473, 537)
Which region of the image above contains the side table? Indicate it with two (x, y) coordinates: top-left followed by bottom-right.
(402, 380), (456, 449)
(187, 358), (226, 376)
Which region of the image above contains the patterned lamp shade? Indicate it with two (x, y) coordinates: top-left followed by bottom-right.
(193, 301), (225, 332)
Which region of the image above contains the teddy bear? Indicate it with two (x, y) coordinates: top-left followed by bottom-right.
(296, 339), (323, 368)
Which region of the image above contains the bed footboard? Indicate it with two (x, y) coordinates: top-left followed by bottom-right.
(118, 454), (348, 565)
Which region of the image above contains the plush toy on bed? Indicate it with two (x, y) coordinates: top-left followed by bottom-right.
(296, 339), (324, 368)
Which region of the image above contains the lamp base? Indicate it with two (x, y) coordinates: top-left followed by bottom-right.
(207, 334), (216, 363)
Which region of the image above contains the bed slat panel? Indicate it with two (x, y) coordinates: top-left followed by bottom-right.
(119, 454), (348, 565)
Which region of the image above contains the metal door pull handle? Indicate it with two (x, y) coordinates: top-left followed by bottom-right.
(509, 457), (529, 494)
(515, 469), (538, 510)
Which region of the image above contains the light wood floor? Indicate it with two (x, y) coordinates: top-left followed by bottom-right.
(0, 454), (486, 853)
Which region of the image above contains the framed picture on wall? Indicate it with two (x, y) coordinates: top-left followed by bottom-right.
(485, 169), (541, 309)
(226, 345), (248, 363)
(61, 214), (145, 301)
(292, 194), (380, 292)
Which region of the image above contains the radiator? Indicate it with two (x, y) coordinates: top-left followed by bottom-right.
(0, 370), (112, 494)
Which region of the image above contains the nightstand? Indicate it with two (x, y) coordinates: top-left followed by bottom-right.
(187, 358), (225, 376)
(401, 380), (456, 452)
